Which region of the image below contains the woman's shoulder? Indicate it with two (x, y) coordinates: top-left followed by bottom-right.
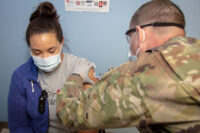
(64, 53), (80, 59)
(64, 53), (91, 63)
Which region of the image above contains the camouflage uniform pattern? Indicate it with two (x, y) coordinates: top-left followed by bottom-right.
(57, 37), (200, 133)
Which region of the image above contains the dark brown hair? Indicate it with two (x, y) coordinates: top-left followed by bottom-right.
(26, 1), (63, 46)
(130, 0), (185, 29)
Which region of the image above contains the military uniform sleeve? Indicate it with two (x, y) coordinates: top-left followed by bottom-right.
(57, 37), (200, 131)
(57, 61), (149, 129)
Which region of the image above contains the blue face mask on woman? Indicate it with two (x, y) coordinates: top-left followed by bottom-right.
(31, 47), (62, 72)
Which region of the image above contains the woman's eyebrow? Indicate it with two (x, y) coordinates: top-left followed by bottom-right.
(48, 46), (57, 51)
(31, 49), (41, 52)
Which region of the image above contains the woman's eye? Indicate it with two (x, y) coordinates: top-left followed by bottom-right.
(49, 48), (56, 53)
(49, 50), (55, 53)
(32, 51), (41, 55)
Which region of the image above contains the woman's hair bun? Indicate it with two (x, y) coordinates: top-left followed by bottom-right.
(30, 1), (59, 22)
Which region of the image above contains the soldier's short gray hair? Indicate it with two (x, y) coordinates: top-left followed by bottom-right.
(129, 0), (185, 29)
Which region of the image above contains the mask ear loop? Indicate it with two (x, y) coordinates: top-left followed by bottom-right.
(128, 29), (145, 60)
(60, 44), (63, 53)
(142, 29), (145, 42)
(135, 29), (145, 57)
(134, 29), (145, 57)
(135, 47), (141, 57)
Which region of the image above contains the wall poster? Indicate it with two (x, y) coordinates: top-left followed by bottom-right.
(65, 0), (110, 12)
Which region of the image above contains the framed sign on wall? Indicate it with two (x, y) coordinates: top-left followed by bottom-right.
(65, 0), (110, 12)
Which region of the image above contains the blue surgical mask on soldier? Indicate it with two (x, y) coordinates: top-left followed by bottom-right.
(128, 48), (141, 61)
(31, 46), (62, 72)
(128, 29), (145, 61)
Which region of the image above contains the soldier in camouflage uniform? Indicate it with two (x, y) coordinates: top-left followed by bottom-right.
(57, 0), (200, 132)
